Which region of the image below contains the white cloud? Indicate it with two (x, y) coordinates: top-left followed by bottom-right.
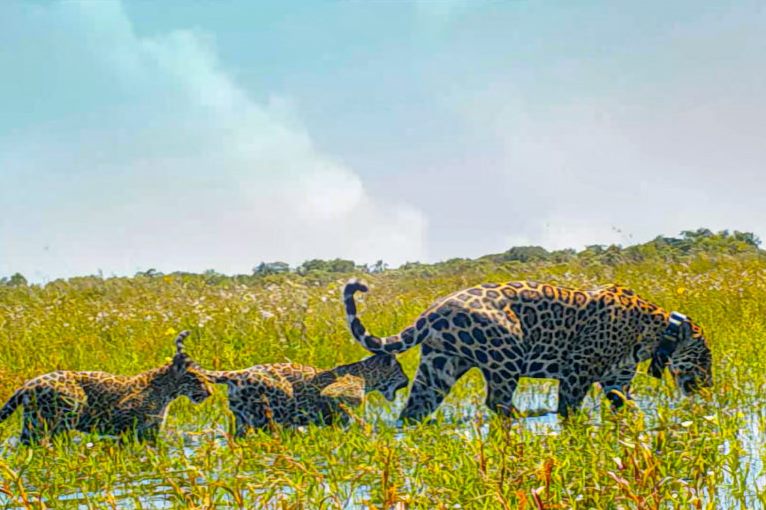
(448, 53), (766, 253)
(2, 2), (763, 280)
(0, 1), (427, 280)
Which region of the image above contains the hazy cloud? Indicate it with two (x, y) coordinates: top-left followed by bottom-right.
(1, 1), (764, 281)
(0, 1), (427, 280)
(452, 58), (766, 252)
(417, 2), (766, 256)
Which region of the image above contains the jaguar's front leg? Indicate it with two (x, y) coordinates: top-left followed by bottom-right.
(233, 414), (251, 438)
(557, 367), (595, 418)
(598, 362), (637, 411)
(227, 403), (255, 438)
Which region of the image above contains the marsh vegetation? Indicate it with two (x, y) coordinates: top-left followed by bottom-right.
(1, 231), (764, 508)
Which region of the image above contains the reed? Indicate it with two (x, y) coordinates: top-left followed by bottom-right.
(1, 251), (764, 508)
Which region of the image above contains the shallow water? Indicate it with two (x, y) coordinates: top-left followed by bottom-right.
(2, 385), (765, 509)
(715, 406), (766, 509)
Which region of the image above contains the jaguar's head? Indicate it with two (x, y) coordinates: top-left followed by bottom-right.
(649, 313), (713, 394)
(364, 354), (410, 402)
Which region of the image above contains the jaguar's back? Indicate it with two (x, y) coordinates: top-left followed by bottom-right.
(206, 353), (409, 436)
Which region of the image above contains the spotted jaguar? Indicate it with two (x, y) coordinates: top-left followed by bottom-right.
(343, 280), (712, 422)
(0, 331), (212, 444)
(204, 353), (409, 436)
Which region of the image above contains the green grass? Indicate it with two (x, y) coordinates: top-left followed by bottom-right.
(1, 252), (766, 508)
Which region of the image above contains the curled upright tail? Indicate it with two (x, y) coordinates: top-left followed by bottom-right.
(0, 388), (24, 423)
(175, 330), (191, 354)
(343, 279), (418, 355)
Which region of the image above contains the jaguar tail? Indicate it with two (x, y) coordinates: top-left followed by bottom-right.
(343, 279), (418, 355)
(0, 388), (24, 423)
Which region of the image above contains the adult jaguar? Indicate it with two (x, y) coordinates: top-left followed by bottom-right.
(0, 331), (212, 444)
(343, 280), (712, 422)
(204, 353), (408, 436)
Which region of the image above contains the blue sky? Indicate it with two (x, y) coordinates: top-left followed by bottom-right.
(1, 1), (764, 281)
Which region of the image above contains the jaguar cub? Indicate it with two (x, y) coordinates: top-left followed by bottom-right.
(204, 353), (409, 436)
(0, 331), (212, 445)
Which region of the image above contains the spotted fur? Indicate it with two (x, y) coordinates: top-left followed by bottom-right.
(344, 279), (712, 422)
(204, 354), (409, 436)
(0, 331), (213, 444)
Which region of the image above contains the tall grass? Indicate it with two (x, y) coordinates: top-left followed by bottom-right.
(1, 252), (765, 508)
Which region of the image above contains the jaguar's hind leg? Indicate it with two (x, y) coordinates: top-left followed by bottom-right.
(228, 405), (256, 438)
(19, 391), (80, 445)
(20, 412), (44, 445)
(483, 370), (520, 417)
(399, 352), (471, 423)
(557, 369), (595, 418)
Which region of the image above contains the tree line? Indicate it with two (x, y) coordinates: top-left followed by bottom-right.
(2, 228), (760, 286)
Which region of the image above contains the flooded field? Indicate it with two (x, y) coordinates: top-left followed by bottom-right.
(1, 248), (766, 508)
(2, 375), (763, 509)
